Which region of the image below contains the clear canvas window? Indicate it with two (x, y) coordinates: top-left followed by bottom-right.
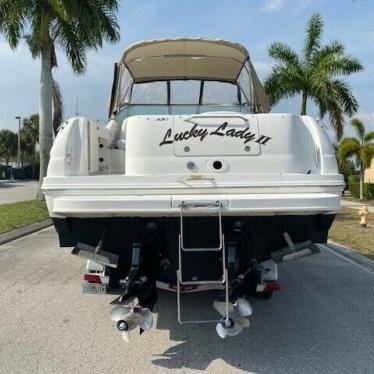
(202, 81), (239, 104)
(237, 62), (253, 106)
(116, 65), (133, 106)
(131, 82), (167, 104)
(170, 80), (200, 104)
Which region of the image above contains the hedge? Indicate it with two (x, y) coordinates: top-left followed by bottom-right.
(348, 175), (374, 200)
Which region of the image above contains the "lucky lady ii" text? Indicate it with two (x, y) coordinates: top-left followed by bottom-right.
(159, 122), (272, 147)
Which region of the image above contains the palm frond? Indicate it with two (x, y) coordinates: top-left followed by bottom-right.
(50, 0), (120, 74)
(303, 13), (323, 62)
(48, 0), (68, 21)
(310, 76), (359, 139)
(364, 131), (374, 144)
(331, 79), (359, 116)
(264, 64), (303, 105)
(329, 105), (344, 141)
(310, 40), (344, 70)
(22, 114), (39, 144)
(24, 33), (41, 58)
(54, 18), (87, 72)
(360, 144), (374, 168)
(317, 40), (344, 56)
(319, 106), (327, 120)
(314, 55), (363, 77)
(331, 56), (363, 75)
(337, 137), (360, 161)
(52, 78), (63, 135)
(268, 42), (301, 69)
(63, 0), (119, 45)
(0, 0), (29, 48)
(351, 118), (365, 142)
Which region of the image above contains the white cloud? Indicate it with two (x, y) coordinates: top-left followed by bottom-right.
(252, 61), (273, 76)
(260, 0), (323, 12)
(262, 0), (287, 12)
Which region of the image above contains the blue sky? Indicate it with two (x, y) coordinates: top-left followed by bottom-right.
(1, 0), (374, 137)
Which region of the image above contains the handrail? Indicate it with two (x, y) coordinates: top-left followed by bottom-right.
(177, 176), (217, 188)
(118, 103), (253, 109)
(183, 113), (249, 123)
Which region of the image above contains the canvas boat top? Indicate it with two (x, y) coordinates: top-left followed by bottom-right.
(109, 38), (270, 116)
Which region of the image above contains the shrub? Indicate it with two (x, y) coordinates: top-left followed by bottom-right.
(348, 175), (374, 200)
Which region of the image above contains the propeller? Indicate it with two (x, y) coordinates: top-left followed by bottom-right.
(213, 298), (253, 318)
(216, 317), (250, 338)
(110, 305), (153, 342)
(110, 305), (132, 322)
(213, 298), (252, 338)
(138, 308), (153, 331)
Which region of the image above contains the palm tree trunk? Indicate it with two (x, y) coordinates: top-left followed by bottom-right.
(359, 166), (364, 201)
(37, 45), (53, 199)
(301, 92), (308, 115)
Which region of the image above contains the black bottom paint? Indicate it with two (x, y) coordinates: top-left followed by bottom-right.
(52, 214), (335, 285)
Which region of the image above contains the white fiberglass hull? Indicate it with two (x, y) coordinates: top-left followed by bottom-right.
(43, 173), (343, 218)
(42, 112), (343, 284)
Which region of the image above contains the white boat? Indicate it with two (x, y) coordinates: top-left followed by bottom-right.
(43, 38), (344, 339)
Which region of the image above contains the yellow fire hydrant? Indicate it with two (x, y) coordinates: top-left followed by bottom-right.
(359, 205), (368, 228)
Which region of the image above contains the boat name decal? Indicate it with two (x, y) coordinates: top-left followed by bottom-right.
(159, 122), (272, 147)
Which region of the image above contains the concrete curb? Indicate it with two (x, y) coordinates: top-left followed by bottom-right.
(323, 241), (374, 275)
(0, 219), (52, 246)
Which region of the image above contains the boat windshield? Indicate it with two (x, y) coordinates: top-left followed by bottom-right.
(115, 77), (253, 124)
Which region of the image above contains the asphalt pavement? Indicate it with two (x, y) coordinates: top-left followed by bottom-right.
(0, 227), (373, 374)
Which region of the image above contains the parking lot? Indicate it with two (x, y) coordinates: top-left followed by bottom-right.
(0, 227), (373, 374)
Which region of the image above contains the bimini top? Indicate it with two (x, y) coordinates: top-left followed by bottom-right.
(109, 38), (270, 115)
(121, 37), (250, 82)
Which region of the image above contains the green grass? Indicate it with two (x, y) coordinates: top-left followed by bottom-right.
(0, 200), (50, 234)
(329, 207), (374, 259)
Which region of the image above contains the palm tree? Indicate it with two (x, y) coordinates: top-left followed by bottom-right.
(264, 13), (363, 140)
(0, 129), (17, 166)
(0, 0), (120, 198)
(333, 143), (357, 186)
(21, 114), (40, 164)
(337, 118), (374, 200)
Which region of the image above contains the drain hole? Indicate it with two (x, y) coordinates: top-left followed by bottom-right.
(212, 160), (223, 170)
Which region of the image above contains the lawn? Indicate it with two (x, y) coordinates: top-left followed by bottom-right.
(329, 207), (374, 259)
(0, 200), (50, 234)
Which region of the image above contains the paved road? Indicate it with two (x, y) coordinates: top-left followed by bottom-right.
(0, 180), (39, 204)
(0, 228), (373, 374)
